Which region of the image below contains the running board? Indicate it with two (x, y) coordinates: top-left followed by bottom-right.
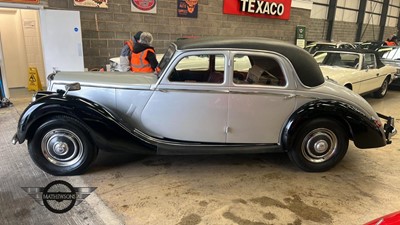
(133, 129), (283, 155)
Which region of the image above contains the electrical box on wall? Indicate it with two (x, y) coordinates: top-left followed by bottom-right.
(295, 25), (306, 48)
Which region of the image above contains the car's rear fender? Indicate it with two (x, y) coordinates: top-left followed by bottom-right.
(15, 92), (155, 154)
(282, 99), (386, 150)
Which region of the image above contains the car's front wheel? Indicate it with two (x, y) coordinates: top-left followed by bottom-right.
(288, 118), (348, 172)
(28, 116), (98, 175)
(373, 77), (389, 98)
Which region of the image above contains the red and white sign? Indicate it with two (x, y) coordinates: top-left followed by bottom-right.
(131, 0), (157, 14)
(223, 0), (292, 20)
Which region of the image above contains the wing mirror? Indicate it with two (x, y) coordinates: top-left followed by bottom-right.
(63, 82), (81, 97)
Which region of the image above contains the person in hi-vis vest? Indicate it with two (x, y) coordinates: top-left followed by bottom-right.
(130, 32), (159, 73)
(119, 31), (143, 72)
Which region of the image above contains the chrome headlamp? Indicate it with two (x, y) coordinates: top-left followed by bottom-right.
(32, 93), (37, 102)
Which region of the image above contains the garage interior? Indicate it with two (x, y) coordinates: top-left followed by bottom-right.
(1, 0), (400, 225)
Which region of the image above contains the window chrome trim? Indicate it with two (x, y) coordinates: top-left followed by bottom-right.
(157, 88), (229, 94)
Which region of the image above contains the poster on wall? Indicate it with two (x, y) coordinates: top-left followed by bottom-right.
(223, 0), (292, 20)
(177, 0), (198, 18)
(74, 0), (108, 8)
(0, 0), (39, 4)
(131, 0), (157, 14)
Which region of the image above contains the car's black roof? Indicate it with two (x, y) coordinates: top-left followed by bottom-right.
(174, 37), (325, 87)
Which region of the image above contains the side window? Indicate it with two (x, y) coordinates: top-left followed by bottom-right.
(363, 54), (376, 69)
(233, 54), (287, 86)
(168, 54), (225, 84)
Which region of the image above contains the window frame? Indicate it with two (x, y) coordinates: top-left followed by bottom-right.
(161, 50), (229, 86)
(230, 51), (289, 88)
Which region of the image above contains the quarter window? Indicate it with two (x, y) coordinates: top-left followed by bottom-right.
(363, 54), (376, 69)
(233, 54), (286, 86)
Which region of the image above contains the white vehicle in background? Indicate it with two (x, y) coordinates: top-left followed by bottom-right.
(109, 55), (164, 72)
(314, 49), (397, 98)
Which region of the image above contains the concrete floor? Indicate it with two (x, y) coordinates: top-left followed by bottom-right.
(1, 88), (400, 225)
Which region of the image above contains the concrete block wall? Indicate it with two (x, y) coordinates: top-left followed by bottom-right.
(306, 19), (328, 42)
(360, 25), (385, 42)
(45, 0), (398, 69)
(383, 27), (398, 42)
(332, 21), (358, 43)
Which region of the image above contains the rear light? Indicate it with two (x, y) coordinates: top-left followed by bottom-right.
(372, 116), (382, 128)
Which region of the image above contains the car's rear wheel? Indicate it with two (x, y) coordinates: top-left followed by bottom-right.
(28, 115), (98, 175)
(288, 118), (348, 172)
(373, 77), (389, 98)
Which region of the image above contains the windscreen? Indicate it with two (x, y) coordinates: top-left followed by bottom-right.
(158, 45), (176, 72)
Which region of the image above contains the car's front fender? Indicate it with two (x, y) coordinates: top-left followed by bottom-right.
(14, 92), (154, 154)
(282, 100), (386, 150)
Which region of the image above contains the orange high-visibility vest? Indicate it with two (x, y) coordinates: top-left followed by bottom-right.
(385, 41), (397, 46)
(130, 48), (155, 72)
(125, 40), (134, 51)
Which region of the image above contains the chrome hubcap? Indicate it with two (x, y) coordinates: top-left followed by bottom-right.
(41, 128), (83, 166)
(53, 142), (69, 155)
(314, 140), (328, 153)
(302, 128), (337, 163)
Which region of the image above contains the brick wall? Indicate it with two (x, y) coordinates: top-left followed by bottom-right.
(306, 19), (328, 42)
(45, 0), (398, 69)
(332, 21), (358, 43)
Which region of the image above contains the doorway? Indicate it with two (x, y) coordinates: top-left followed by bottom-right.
(0, 7), (45, 96)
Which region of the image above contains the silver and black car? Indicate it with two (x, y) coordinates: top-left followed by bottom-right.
(12, 37), (396, 175)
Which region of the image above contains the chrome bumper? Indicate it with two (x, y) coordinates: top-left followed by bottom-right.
(378, 113), (397, 144)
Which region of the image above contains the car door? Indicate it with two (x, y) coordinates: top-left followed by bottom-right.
(226, 51), (296, 144)
(358, 53), (382, 94)
(141, 51), (229, 143)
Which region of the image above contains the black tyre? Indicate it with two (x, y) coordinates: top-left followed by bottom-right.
(28, 116), (98, 175)
(373, 77), (389, 98)
(288, 119), (349, 172)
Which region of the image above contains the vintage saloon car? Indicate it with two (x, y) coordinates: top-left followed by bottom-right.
(12, 38), (396, 175)
(313, 49), (397, 98)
